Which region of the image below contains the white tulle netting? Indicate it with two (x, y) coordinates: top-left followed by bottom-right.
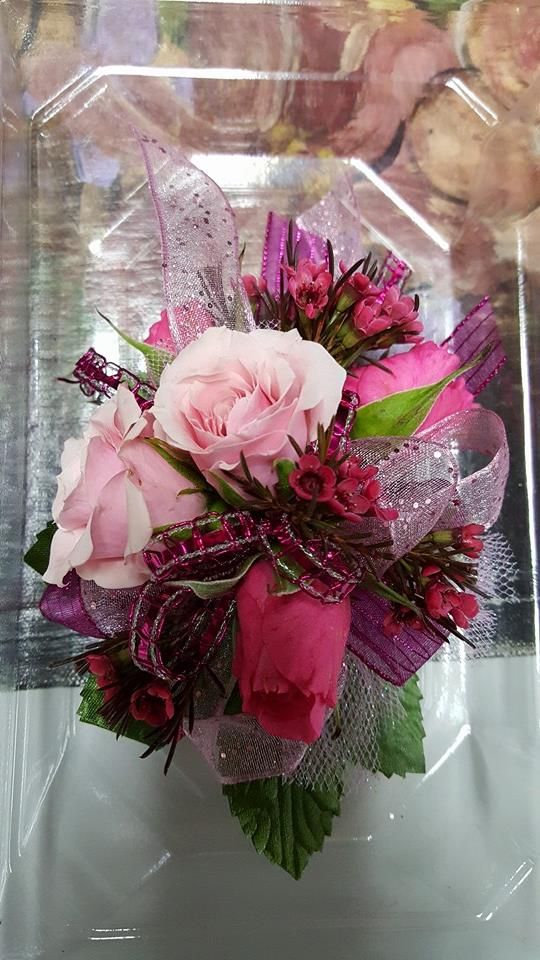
(290, 653), (405, 794)
(441, 532), (519, 661)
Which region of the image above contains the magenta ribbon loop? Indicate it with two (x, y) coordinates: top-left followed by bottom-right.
(129, 580), (235, 683)
(136, 129), (253, 352)
(377, 250), (411, 292)
(65, 348), (155, 409)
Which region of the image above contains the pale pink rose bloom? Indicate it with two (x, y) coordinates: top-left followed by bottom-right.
(44, 385), (206, 589)
(346, 340), (476, 432)
(152, 327), (346, 489)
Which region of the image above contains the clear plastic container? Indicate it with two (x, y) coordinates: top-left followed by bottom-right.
(1, 2), (539, 957)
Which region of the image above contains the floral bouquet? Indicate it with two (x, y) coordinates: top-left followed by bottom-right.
(25, 132), (510, 879)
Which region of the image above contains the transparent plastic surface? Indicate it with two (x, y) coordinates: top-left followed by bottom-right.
(0, 1), (539, 957)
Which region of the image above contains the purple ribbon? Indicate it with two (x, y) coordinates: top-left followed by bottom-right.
(443, 296), (506, 396)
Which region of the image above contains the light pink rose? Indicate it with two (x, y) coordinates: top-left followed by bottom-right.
(233, 560), (351, 743)
(152, 327), (346, 488)
(346, 341), (476, 432)
(44, 385), (206, 589)
(144, 303), (215, 355)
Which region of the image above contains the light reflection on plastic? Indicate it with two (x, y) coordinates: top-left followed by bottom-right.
(476, 859), (535, 921)
(349, 158), (450, 253)
(140, 850), (172, 883)
(516, 228), (540, 667)
(445, 78), (499, 126)
(90, 928), (141, 941)
(421, 723), (471, 783)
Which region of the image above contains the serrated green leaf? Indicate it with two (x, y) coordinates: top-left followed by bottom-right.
(351, 353), (484, 439)
(77, 675), (155, 746)
(175, 554), (259, 599)
(24, 522), (57, 575)
(376, 674), (426, 778)
(223, 777), (341, 879)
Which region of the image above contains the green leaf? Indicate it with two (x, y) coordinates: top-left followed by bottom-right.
(77, 675), (155, 746)
(351, 354), (483, 439)
(376, 674), (426, 778)
(271, 554), (303, 596)
(223, 682), (243, 716)
(175, 554), (259, 599)
(24, 522), (57, 575)
(274, 458), (295, 497)
(102, 314), (174, 381)
(223, 777), (341, 879)
(208, 471), (249, 508)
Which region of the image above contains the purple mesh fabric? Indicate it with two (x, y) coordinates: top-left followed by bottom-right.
(348, 589), (446, 686)
(443, 297), (506, 396)
(40, 573), (106, 640)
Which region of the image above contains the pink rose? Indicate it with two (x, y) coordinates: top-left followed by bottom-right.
(152, 327), (345, 489)
(233, 560), (351, 743)
(144, 304), (215, 354)
(44, 385), (206, 589)
(346, 341), (476, 432)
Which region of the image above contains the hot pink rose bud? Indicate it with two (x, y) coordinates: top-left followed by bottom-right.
(233, 560), (351, 743)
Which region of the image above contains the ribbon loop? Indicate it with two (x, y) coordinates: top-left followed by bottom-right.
(136, 129), (253, 352)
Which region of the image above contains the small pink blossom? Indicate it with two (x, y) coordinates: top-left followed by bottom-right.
(287, 259), (332, 319)
(130, 682), (175, 727)
(424, 581), (479, 629)
(328, 458), (398, 522)
(289, 454), (336, 502)
(242, 274), (267, 298)
(383, 605), (423, 637)
(379, 287), (423, 342)
(352, 299), (388, 336)
(457, 523), (485, 559)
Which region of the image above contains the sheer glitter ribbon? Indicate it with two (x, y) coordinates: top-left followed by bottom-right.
(135, 129), (253, 350)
